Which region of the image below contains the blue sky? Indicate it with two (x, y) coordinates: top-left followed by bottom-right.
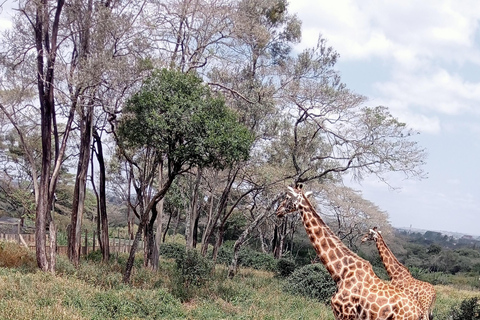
(290, 0), (480, 235)
(1, 1), (479, 235)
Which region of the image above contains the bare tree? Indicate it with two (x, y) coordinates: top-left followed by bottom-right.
(317, 184), (393, 250)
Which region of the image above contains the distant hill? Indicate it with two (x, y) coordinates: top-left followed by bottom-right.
(396, 226), (480, 240)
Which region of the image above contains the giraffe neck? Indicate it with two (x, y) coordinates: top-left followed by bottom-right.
(375, 234), (412, 281)
(298, 196), (369, 282)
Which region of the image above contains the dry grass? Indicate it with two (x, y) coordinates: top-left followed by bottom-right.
(0, 241), (36, 269)
(0, 241), (479, 320)
(433, 285), (480, 320)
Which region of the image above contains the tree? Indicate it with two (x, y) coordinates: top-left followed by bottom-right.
(317, 184), (392, 250)
(1, 0), (151, 269)
(273, 39), (426, 184)
(116, 68), (253, 282)
(203, 0), (302, 268)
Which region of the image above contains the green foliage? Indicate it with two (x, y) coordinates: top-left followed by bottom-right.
(427, 243), (442, 254)
(172, 249), (213, 301)
(283, 264), (336, 304)
(118, 68), (254, 170)
(91, 288), (184, 319)
(159, 242), (186, 260)
(216, 244), (277, 272)
(451, 297), (480, 320)
(276, 258), (296, 277)
(238, 247), (277, 271)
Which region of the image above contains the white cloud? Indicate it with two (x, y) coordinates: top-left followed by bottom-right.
(291, 0), (480, 66)
(374, 68), (480, 116)
(291, 0), (480, 235)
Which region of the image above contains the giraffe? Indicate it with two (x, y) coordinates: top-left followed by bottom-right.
(275, 184), (424, 320)
(361, 227), (436, 320)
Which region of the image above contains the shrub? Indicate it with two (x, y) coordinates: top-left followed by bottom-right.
(238, 248), (276, 271)
(159, 242), (186, 260)
(283, 263), (336, 304)
(276, 258), (296, 278)
(0, 241), (36, 271)
(451, 297), (480, 320)
(172, 249), (213, 301)
(215, 242), (234, 265)
(85, 249), (103, 262)
(216, 244), (277, 272)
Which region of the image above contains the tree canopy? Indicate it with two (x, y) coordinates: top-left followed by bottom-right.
(118, 68), (254, 172)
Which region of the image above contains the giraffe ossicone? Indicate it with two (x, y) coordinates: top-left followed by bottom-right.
(276, 184), (425, 320)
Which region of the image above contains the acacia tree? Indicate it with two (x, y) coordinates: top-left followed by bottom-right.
(0, 0), (151, 269)
(263, 38), (426, 261)
(199, 0), (301, 260)
(66, 0), (151, 266)
(116, 68), (253, 282)
(317, 184), (393, 250)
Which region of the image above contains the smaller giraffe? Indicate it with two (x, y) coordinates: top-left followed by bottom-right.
(362, 227), (436, 320)
(276, 185), (424, 320)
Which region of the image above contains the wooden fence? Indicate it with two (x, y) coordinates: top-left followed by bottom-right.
(0, 230), (142, 256)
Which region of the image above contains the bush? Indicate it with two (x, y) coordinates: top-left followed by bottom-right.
(276, 258), (296, 278)
(283, 264), (336, 304)
(238, 248), (276, 271)
(451, 297), (480, 320)
(172, 249), (213, 301)
(159, 242), (186, 260)
(215, 241), (234, 265)
(215, 244), (277, 272)
(0, 241), (36, 271)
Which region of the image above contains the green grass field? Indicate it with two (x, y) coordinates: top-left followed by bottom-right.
(0, 241), (478, 320)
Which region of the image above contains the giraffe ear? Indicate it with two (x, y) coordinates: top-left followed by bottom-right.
(286, 187), (297, 198)
(304, 191), (313, 198)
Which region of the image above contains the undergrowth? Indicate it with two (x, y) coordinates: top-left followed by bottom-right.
(0, 240), (478, 320)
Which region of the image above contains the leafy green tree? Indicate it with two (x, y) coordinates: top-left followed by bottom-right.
(116, 68), (253, 282)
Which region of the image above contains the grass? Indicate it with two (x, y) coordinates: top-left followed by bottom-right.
(0, 240), (478, 320)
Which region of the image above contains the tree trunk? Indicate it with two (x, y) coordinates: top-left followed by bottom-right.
(68, 102), (93, 266)
(152, 162), (165, 270)
(186, 168), (202, 249)
(200, 169), (237, 255)
(162, 208), (173, 242)
(123, 176), (174, 283)
(144, 202), (159, 269)
(212, 224), (225, 264)
(127, 166), (134, 240)
(48, 220), (56, 274)
(200, 194), (215, 256)
(228, 194), (282, 278)
(34, 0), (66, 272)
(123, 214), (147, 283)
(153, 198), (163, 270)
(93, 129), (109, 261)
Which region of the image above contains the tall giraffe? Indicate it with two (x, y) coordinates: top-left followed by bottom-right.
(276, 185), (424, 320)
(362, 227), (436, 320)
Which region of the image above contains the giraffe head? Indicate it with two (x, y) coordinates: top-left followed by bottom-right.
(275, 184), (312, 218)
(361, 227), (380, 243)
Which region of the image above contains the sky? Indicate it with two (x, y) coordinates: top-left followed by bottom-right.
(289, 0), (480, 236)
(0, 1), (479, 236)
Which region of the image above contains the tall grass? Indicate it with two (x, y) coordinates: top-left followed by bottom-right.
(0, 241), (334, 319)
(0, 240), (478, 320)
